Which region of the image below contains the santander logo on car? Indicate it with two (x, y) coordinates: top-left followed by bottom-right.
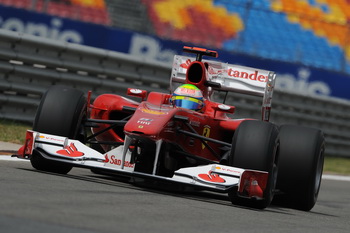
(180, 59), (268, 83)
(227, 69), (268, 83)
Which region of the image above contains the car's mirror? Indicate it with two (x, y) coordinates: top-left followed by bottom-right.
(127, 88), (148, 100)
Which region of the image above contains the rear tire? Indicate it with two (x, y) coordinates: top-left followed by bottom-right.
(31, 86), (86, 174)
(228, 120), (279, 209)
(274, 125), (325, 211)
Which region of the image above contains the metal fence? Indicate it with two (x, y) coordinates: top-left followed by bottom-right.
(1, 29), (350, 158)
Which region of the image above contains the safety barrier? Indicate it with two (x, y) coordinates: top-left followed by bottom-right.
(0, 30), (349, 157)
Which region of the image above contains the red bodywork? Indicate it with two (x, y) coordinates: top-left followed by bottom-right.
(90, 47), (250, 163)
(91, 93), (246, 161)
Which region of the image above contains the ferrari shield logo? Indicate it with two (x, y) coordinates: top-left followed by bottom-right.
(202, 126), (210, 149)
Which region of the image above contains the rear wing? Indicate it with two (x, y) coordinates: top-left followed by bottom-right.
(171, 55), (277, 121)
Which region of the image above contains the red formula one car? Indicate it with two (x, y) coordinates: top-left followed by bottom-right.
(17, 46), (325, 210)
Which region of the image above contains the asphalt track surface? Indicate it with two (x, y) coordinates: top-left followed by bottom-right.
(0, 156), (349, 233)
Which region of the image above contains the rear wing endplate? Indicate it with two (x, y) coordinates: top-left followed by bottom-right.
(171, 55), (276, 121)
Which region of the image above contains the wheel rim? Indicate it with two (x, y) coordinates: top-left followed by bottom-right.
(314, 145), (325, 198)
(268, 163), (278, 203)
(265, 142), (279, 205)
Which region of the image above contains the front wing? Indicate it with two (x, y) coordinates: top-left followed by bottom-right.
(18, 131), (268, 196)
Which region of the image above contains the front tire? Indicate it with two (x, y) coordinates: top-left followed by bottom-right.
(274, 125), (325, 211)
(31, 86), (87, 174)
(228, 120), (279, 209)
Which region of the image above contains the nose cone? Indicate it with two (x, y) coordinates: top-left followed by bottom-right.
(124, 103), (175, 138)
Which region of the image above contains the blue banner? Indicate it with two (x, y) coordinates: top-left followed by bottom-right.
(1, 5), (349, 100)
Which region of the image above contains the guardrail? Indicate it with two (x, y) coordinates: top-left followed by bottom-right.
(0, 30), (349, 158)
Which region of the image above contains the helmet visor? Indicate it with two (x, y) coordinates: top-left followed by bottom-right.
(172, 96), (203, 110)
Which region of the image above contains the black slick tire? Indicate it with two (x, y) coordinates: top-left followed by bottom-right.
(228, 120), (279, 209)
(274, 125), (325, 211)
(30, 86), (86, 174)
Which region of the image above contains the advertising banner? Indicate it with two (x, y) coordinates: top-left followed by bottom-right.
(1, 5), (349, 100)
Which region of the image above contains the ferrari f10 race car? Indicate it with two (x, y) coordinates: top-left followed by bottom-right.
(17, 46), (325, 210)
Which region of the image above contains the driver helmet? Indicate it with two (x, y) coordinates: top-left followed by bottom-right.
(171, 84), (204, 110)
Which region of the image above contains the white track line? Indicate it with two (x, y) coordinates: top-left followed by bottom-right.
(322, 174), (350, 182)
(0, 155), (29, 162)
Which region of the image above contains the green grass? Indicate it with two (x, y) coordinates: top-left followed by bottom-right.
(0, 119), (349, 176)
(0, 120), (31, 145)
(324, 156), (350, 175)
